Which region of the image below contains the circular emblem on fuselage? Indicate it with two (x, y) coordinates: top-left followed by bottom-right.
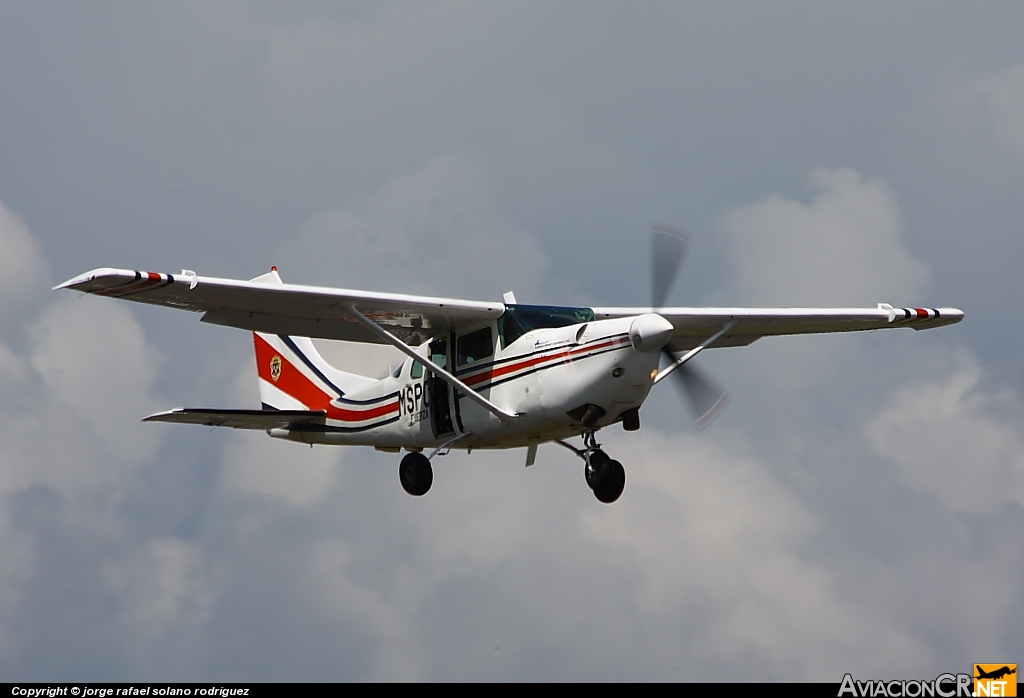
(270, 355), (282, 382)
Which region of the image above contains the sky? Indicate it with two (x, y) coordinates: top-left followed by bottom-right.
(1, 1), (1023, 681)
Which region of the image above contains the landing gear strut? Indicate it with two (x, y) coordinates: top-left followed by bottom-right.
(399, 452), (432, 496)
(557, 432), (626, 504)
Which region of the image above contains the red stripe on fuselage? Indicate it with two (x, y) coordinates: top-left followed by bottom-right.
(461, 336), (629, 387)
(326, 401), (399, 422)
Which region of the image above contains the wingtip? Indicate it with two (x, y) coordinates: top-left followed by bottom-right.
(141, 408), (184, 422)
(53, 271), (92, 291)
(53, 267), (133, 292)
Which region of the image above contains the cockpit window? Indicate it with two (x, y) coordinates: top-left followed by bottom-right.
(498, 304), (596, 348)
(411, 360), (423, 379)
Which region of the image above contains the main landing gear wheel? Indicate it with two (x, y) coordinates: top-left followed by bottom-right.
(584, 449), (626, 504)
(399, 452), (432, 496)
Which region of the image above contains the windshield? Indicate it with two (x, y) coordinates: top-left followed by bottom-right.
(498, 304), (595, 348)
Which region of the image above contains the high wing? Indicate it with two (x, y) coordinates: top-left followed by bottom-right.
(593, 304), (964, 350)
(143, 408), (326, 430)
(55, 267), (504, 344)
(56, 267), (963, 349)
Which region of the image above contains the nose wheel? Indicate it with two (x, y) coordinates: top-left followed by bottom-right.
(558, 433), (626, 503)
(585, 449), (626, 503)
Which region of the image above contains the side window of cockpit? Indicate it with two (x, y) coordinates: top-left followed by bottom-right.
(457, 327), (493, 366)
(411, 360), (423, 379)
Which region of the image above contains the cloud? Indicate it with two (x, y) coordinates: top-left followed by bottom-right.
(580, 430), (934, 679)
(28, 295), (165, 464)
(278, 156), (550, 377)
(717, 168), (931, 307)
(220, 428), (345, 507)
(277, 156), (549, 300)
(0, 199), (50, 318)
(0, 198), (192, 675)
(102, 538), (217, 653)
(0, 298), (166, 505)
(977, 64), (1024, 152)
(704, 167), (940, 399)
(866, 355), (1024, 514)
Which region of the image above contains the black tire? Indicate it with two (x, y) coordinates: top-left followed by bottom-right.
(584, 450), (611, 490)
(594, 459), (625, 503)
(399, 452), (433, 496)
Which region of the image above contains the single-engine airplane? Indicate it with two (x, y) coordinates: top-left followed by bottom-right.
(56, 226), (963, 503)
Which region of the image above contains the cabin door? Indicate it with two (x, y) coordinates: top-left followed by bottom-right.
(428, 338), (455, 438)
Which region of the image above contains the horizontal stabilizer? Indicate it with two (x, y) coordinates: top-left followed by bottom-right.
(143, 408), (326, 430)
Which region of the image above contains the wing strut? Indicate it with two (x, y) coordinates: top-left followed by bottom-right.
(654, 320), (736, 385)
(345, 304), (520, 425)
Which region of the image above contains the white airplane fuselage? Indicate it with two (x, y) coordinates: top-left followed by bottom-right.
(266, 316), (661, 450)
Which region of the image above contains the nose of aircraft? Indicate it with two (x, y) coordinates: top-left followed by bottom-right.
(628, 313), (674, 352)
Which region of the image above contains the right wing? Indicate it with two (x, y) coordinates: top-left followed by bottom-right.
(143, 408), (326, 430)
(56, 267), (505, 344)
(593, 304), (964, 350)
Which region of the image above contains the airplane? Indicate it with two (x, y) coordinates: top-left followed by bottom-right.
(55, 226), (963, 503)
(975, 666), (1016, 681)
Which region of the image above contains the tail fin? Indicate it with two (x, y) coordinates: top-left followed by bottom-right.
(248, 268), (376, 411)
(254, 333), (376, 410)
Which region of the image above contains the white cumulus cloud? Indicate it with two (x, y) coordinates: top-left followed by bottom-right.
(0, 199), (50, 317)
(866, 356), (1024, 514)
(718, 168), (931, 307)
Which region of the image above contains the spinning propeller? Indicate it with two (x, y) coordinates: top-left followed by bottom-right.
(650, 224), (729, 427)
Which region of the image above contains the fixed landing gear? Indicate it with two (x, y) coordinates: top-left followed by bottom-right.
(585, 449), (626, 503)
(399, 452), (432, 496)
(555, 432), (628, 503)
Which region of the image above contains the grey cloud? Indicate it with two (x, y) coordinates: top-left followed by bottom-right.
(717, 168), (931, 307)
(276, 156), (549, 300)
(277, 156), (551, 376)
(29, 296), (165, 463)
(866, 356), (1024, 513)
(0, 200), (50, 319)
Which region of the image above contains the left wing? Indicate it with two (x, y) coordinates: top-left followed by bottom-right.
(56, 267), (504, 344)
(593, 304), (964, 350)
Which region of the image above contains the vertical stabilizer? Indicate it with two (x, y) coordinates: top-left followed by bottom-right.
(248, 268), (376, 410)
